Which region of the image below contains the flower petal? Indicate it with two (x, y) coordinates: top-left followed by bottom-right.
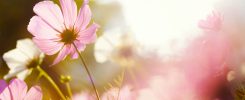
(78, 23), (98, 44)
(94, 29), (121, 63)
(198, 12), (222, 32)
(8, 79), (28, 100)
(3, 49), (29, 70)
(0, 86), (11, 100)
(70, 40), (86, 59)
(33, 1), (65, 32)
(0, 80), (7, 93)
(24, 86), (42, 100)
(4, 66), (26, 80)
(16, 38), (41, 59)
(52, 45), (71, 65)
(33, 38), (64, 55)
(74, 4), (91, 32)
(59, 0), (77, 29)
(28, 16), (61, 39)
(17, 69), (32, 80)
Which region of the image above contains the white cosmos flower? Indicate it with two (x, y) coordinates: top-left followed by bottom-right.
(94, 28), (140, 67)
(3, 38), (44, 80)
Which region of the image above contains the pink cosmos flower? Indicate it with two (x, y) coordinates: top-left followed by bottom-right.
(0, 78), (42, 100)
(28, 0), (99, 65)
(180, 11), (231, 99)
(198, 11), (223, 32)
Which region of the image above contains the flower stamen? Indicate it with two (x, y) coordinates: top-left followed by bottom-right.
(60, 30), (77, 44)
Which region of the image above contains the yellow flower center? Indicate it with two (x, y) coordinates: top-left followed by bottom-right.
(118, 46), (134, 58)
(60, 30), (77, 44)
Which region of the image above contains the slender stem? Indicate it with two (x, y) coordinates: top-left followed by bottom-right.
(35, 72), (42, 83)
(36, 66), (66, 100)
(66, 82), (72, 98)
(117, 68), (126, 100)
(72, 43), (100, 100)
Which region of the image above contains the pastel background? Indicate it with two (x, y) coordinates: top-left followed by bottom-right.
(1, 0), (245, 99)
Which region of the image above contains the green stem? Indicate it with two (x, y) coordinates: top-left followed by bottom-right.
(36, 66), (66, 100)
(35, 72), (42, 83)
(66, 82), (72, 98)
(72, 43), (100, 100)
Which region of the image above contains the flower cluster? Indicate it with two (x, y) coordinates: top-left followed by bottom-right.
(0, 0), (240, 99)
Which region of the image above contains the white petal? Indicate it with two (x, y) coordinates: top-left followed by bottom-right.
(17, 69), (32, 80)
(94, 29), (122, 63)
(17, 38), (42, 59)
(4, 66), (26, 80)
(3, 49), (29, 70)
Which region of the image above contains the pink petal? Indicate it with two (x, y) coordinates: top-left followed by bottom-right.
(59, 0), (77, 29)
(198, 12), (222, 32)
(28, 16), (60, 39)
(24, 86), (42, 100)
(0, 80), (7, 100)
(74, 4), (91, 32)
(78, 23), (99, 44)
(8, 79), (28, 100)
(70, 50), (79, 59)
(70, 40), (86, 59)
(198, 20), (210, 30)
(0, 80), (7, 93)
(33, 38), (64, 55)
(33, 1), (65, 32)
(52, 45), (71, 65)
(0, 86), (11, 100)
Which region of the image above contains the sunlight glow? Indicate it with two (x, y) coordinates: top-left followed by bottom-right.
(118, 0), (220, 55)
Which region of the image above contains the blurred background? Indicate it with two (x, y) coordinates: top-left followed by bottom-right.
(1, 0), (245, 99)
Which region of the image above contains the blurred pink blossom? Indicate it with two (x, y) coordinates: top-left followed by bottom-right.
(137, 70), (196, 100)
(135, 11), (232, 100)
(181, 11), (231, 99)
(28, 0), (99, 65)
(0, 78), (42, 100)
(198, 11), (223, 32)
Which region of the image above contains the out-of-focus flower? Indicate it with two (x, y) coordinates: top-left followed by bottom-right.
(198, 12), (223, 31)
(102, 85), (136, 100)
(0, 78), (42, 100)
(28, 0), (99, 65)
(72, 91), (95, 100)
(137, 71), (196, 100)
(180, 11), (231, 99)
(198, 11), (223, 32)
(72, 85), (136, 100)
(3, 38), (44, 80)
(95, 30), (140, 67)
